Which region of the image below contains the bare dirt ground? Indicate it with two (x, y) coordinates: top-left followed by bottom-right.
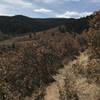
(44, 51), (100, 100)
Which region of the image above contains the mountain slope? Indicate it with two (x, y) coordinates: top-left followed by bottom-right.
(0, 15), (70, 35)
(44, 50), (100, 100)
(0, 12), (94, 36)
(0, 11), (99, 100)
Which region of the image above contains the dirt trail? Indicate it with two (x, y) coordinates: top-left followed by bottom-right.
(25, 51), (100, 100)
(44, 62), (74, 100)
(44, 52), (100, 100)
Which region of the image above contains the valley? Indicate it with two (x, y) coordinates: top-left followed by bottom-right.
(0, 11), (100, 100)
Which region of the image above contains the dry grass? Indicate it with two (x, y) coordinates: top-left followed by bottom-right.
(43, 50), (100, 100)
(0, 26), (99, 100)
(59, 50), (100, 100)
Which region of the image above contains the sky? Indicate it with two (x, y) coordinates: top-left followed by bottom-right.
(0, 0), (100, 18)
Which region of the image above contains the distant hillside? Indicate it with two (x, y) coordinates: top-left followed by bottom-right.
(0, 13), (94, 36)
(62, 11), (100, 35)
(64, 12), (99, 34)
(0, 11), (100, 40)
(0, 15), (70, 35)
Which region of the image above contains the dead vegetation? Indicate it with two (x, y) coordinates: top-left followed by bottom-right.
(0, 27), (83, 100)
(0, 11), (100, 100)
(51, 50), (100, 100)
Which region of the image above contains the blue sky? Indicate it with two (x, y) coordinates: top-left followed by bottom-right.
(0, 0), (100, 18)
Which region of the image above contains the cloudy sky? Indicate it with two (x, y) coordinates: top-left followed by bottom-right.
(0, 0), (100, 18)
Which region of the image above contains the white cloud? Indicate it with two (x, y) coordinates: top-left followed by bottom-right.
(34, 0), (80, 3)
(0, 0), (33, 16)
(64, 0), (80, 1)
(1, 0), (32, 8)
(34, 0), (56, 3)
(90, 0), (100, 3)
(0, 4), (10, 16)
(56, 11), (92, 18)
(33, 8), (52, 13)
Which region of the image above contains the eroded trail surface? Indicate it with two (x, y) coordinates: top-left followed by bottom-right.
(25, 51), (100, 100)
(44, 52), (100, 100)
(44, 62), (75, 100)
